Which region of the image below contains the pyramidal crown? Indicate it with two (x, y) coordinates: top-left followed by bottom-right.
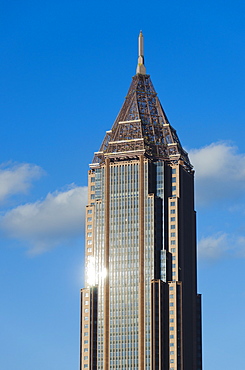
(91, 32), (191, 170)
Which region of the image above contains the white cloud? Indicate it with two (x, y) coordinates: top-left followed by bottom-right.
(0, 185), (88, 255)
(0, 162), (44, 203)
(189, 142), (245, 261)
(198, 233), (229, 260)
(189, 142), (245, 206)
(198, 233), (245, 260)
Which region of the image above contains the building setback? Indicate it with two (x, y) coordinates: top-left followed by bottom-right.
(80, 32), (202, 370)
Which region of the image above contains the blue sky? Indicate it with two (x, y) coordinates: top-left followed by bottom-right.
(1, 0), (245, 369)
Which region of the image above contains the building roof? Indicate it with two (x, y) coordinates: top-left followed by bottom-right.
(91, 33), (192, 169)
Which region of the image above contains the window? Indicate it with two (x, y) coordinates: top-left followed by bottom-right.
(171, 240), (176, 245)
(170, 319), (174, 323)
(87, 209), (92, 214)
(171, 225), (175, 229)
(170, 217), (175, 222)
(170, 209), (175, 214)
(172, 169), (176, 174)
(170, 201), (175, 206)
(169, 294), (174, 299)
(170, 343), (174, 347)
(85, 301), (89, 305)
(85, 292), (89, 297)
(169, 287), (174, 290)
(84, 316), (89, 321)
(84, 340), (88, 344)
(84, 324), (88, 328)
(84, 332), (88, 336)
(91, 177), (95, 182)
(84, 365), (88, 368)
(84, 356), (88, 360)
(170, 335), (174, 338)
(87, 240), (92, 245)
(85, 309), (89, 313)
(90, 186), (95, 191)
(172, 264), (176, 268)
(172, 186), (176, 191)
(170, 359), (174, 363)
(170, 303), (174, 307)
(170, 310), (174, 314)
(91, 194), (95, 199)
(170, 232), (175, 237)
(172, 177), (176, 183)
(87, 217), (92, 222)
(172, 272), (176, 276)
(87, 225), (92, 229)
(170, 351), (174, 355)
(170, 327), (174, 331)
(87, 232), (92, 237)
(87, 248), (92, 252)
(171, 248), (176, 253)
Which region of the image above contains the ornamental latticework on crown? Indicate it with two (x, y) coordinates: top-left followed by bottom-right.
(92, 74), (191, 168)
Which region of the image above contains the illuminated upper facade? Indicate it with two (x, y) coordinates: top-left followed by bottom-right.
(80, 32), (202, 370)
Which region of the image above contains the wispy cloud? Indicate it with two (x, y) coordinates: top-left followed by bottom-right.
(198, 233), (229, 259)
(198, 233), (245, 260)
(0, 185), (88, 255)
(189, 142), (245, 206)
(0, 162), (44, 203)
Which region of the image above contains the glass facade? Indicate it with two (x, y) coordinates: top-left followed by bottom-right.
(108, 162), (140, 369)
(83, 158), (173, 368)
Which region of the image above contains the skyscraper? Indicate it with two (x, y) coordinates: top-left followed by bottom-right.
(80, 32), (202, 370)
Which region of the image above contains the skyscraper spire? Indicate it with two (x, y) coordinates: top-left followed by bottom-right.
(136, 31), (146, 75)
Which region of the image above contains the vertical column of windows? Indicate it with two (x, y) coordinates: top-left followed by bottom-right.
(171, 166), (180, 198)
(109, 165), (115, 369)
(89, 172), (96, 203)
(144, 162), (149, 369)
(81, 289), (91, 369)
(171, 167), (177, 196)
(85, 171), (96, 289)
(86, 208), (94, 255)
(168, 283), (178, 370)
(169, 195), (178, 282)
(144, 195), (154, 369)
(160, 250), (167, 282)
(168, 166), (180, 370)
(94, 167), (105, 370)
(156, 161), (164, 199)
(169, 165), (179, 283)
